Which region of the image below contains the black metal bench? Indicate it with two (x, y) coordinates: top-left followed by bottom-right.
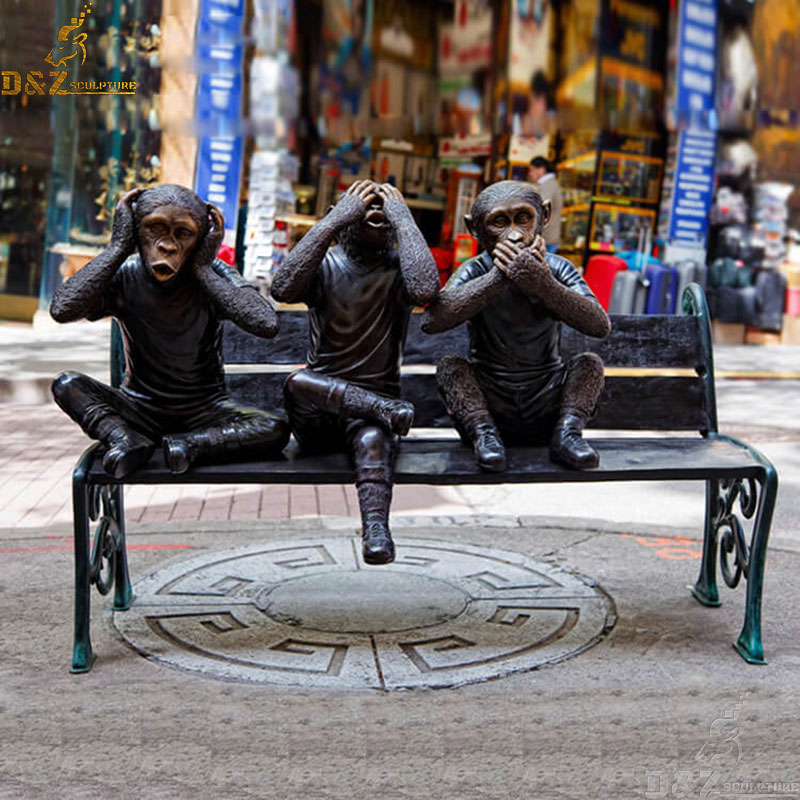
(68, 284), (778, 672)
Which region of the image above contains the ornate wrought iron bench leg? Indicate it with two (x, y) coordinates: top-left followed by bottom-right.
(734, 467), (778, 665)
(70, 448), (97, 673)
(692, 479), (722, 607)
(111, 484), (134, 611)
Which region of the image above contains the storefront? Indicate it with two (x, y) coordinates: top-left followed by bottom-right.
(2, 0), (798, 334)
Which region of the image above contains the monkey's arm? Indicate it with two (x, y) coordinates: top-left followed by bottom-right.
(270, 218), (337, 303)
(195, 259), (279, 338)
(50, 188), (142, 322)
(272, 181), (375, 303)
(421, 267), (508, 333)
(379, 185), (439, 305)
(50, 245), (129, 322)
(504, 250), (611, 339)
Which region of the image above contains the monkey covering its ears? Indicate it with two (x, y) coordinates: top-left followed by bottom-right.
(51, 184), (289, 478)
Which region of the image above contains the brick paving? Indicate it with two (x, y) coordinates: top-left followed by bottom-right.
(0, 401), (468, 532)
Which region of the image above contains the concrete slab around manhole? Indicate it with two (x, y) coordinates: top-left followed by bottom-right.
(112, 536), (616, 689)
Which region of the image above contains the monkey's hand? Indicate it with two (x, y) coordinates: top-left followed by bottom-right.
(109, 187), (144, 258)
(327, 180), (377, 230)
(376, 183), (411, 226)
(493, 237), (553, 296)
(196, 203), (225, 266)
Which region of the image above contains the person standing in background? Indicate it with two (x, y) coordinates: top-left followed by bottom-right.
(529, 157), (562, 254)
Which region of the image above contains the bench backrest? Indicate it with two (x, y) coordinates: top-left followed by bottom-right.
(224, 284), (717, 435)
(112, 284), (718, 435)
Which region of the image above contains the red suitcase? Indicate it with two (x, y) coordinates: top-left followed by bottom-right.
(583, 255), (628, 311)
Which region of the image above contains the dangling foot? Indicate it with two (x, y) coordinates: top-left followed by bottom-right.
(101, 427), (155, 478)
(362, 521), (396, 565)
(549, 413), (599, 469)
(163, 434), (200, 475)
(371, 398), (415, 436)
(472, 422), (507, 472)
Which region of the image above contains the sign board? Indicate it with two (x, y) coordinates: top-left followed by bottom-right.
(667, 129), (716, 245)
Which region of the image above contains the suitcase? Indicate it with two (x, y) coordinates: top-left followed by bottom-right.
(616, 250), (660, 272)
(608, 270), (649, 314)
(674, 261), (708, 314)
(751, 270), (787, 332)
(709, 257), (739, 288)
(786, 286), (800, 316)
(644, 264), (679, 314)
(583, 255), (628, 311)
(715, 286), (745, 324)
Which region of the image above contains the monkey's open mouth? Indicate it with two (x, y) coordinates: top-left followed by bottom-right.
(365, 209), (387, 228)
(150, 261), (179, 280)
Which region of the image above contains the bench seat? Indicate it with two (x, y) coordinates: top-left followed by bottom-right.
(84, 434), (771, 486)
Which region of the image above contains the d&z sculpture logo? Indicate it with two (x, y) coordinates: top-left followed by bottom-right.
(2, 3), (137, 97)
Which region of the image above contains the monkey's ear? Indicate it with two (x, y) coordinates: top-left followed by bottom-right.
(325, 204), (335, 217)
(540, 199), (552, 229)
(464, 213), (477, 239)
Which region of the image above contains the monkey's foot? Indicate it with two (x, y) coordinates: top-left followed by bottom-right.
(549, 414), (599, 470)
(472, 422), (507, 472)
(362, 522), (396, 565)
(163, 434), (199, 475)
(101, 428), (155, 478)
(371, 398), (415, 437)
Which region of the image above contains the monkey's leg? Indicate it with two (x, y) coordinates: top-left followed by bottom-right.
(51, 371), (156, 478)
(350, 424), (397, 565)
(283, 369), (414, 436)
(162, 404), (291, 474)
(549, 353), (604, 469)
(436, 356), (506, 472)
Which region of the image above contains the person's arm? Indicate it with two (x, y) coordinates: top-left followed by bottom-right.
(494, 238), (611, 339)
(420, 263), (508, 333)
(377, 184), (439, 305)
(50, 188), (143, 322)
(271, 180), (376, 303)
(192, 204), (280, 339)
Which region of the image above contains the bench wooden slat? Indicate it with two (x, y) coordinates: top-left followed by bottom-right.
(223, 312), (705, 369)
(226, 372), (709, 432)
(86, 436), (766, 486)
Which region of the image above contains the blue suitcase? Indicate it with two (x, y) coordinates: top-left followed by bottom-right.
(644, 264), (679, 314)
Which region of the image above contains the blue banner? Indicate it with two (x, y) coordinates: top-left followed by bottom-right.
(668, 129), (716, 246)
(195, 136), (244, 233)
(674, 0), (717, 124)
(194, 0), (246, 233)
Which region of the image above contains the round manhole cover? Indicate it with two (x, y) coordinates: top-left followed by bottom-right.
(113, 536), (615, 689)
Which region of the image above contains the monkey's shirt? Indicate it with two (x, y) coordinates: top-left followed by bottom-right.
(448, 250), (598, 438)
(90, 255), (241, 416)
(301, 245), (411, 398)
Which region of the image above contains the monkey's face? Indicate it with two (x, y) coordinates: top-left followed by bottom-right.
(483, 199), (541, 253)
(359, 194), (392, 249)
(138, 205), (202, 282)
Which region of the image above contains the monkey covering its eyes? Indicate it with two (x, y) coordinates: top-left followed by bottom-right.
(50, 184), (289, 478)
(422, 180), (611, 472)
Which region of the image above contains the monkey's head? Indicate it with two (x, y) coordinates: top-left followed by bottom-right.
(133, 184), (209, 283)
(465, 181), (550, 254)
(336, 193), (395, 267)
